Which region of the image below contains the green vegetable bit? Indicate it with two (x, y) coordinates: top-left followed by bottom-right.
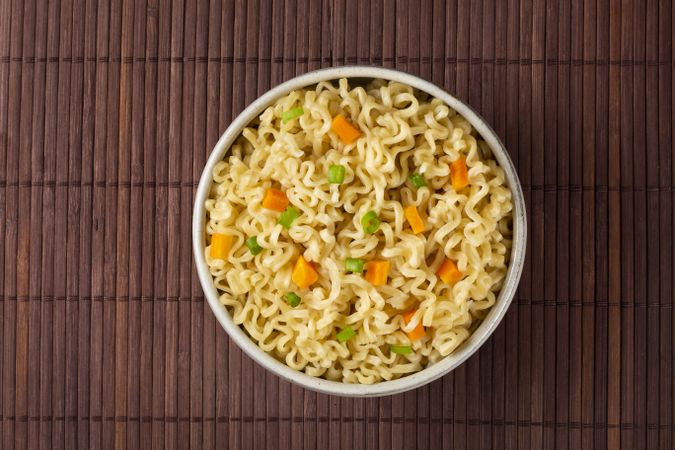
(328, 164), (346, 184)
(284, 292), (301, 307)
(245, 236), (263, 255)
(278, 206), (300, 229)
(408, 172), (427, 188)
(281, 107), (304, 123)
(336, 326), (356, 343)
(390, 345), (413, 355)
(360, 210), (380, 234)
(345, 258), (365, 273)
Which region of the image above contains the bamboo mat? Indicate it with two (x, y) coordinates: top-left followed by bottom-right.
(0, 0), (673, 449)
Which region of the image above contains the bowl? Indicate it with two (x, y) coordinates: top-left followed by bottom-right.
(193, 66), (527, 397)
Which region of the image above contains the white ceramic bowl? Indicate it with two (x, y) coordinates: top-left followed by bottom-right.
(193, 66), (527, 397)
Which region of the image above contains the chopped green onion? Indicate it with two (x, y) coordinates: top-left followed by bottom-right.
(345, 258), (365, 273)
(281, 107), (304, 123)
(328, 164), (346, 184)
(390, 345), (413, 355)
(284, 292), (301, 307)
(408, 172), (427, 189)
(361, 210), (380, 234)
(278, 206), (300, 229)
(245, 236), (263, 255)
(336, 326), (356, 343)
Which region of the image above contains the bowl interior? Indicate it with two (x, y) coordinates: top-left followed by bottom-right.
(192, 66), (527, 397)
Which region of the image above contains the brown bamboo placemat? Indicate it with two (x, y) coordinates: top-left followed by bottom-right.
(1, 0), (673, 448)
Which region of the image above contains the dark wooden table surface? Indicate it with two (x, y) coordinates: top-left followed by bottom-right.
(1, 0), (673, 449)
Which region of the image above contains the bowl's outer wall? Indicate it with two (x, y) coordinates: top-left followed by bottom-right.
(192, 66), (527, 397)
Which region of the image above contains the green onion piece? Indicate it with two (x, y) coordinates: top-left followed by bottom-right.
(278, 206), (300, 229)
(328, 164), (346, 184)
(284, 292), (301, 307)
(408, 172), (427, 188)
(281, 107), (304, 123)
(390, 345), (413, 355)
(360, 210), (380, 234)
(345, 258), (365, 273)
(336, 326), (356, 343)
(245, 236), (263, 255)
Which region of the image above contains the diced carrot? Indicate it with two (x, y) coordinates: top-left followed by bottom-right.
(450, 158), (469, 191)
(402, 309), (426, 341)
(262, 188), (289, 212)
(403, 205), (425, 234)
(407, 323), (426, 341)
(364, 260), (390, 286)
(437, 258), (462, 284)
(210, 234), (233, 260)
(331, 114), (362, 144)
(291, 256), (319, 289)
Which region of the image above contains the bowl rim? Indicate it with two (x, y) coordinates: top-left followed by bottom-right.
(192, 66), (527, 397)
